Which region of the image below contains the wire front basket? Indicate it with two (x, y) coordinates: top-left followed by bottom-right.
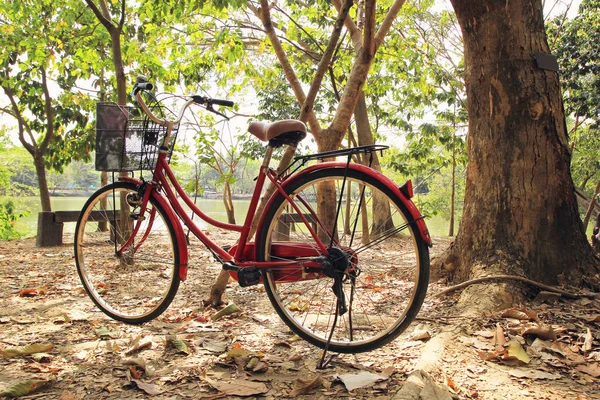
(95, 102), (179, 172)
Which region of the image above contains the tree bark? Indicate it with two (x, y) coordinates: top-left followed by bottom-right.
(34, 155), (51, 212)
(223, 182), (236, 225)
(439, 0), (598, 312)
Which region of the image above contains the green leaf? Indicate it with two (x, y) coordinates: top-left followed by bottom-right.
(0, 379), (48, 398)
(211, 303), (240, 320)
(0, 343), (54, 358)
(166, 336), (191, 355)
(95, 327), (119, 339)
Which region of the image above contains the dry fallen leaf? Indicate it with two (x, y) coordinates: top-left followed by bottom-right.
(131, 379), (162, 396)
(501, 307), (539, 321)
(550, 341), (585, 362)
(506, 340), (530, 364)
(59, 391), (83, 400)
(202, 339), (227, 354)
(206, 378), (268, 396)
(583, 315), (600, 323)
(410, 330), (432, 341)
(478, 349), (506, 361)
(446, 376), (460, 393)
(95, 327), (119, 339)
(508, 369), (561, 380)
(226, 347), (254, 359)
(337, 371), (389, 391)
(493, 324), (506, 351)
(583, 328), (593, 354)
(19, 288), (39, 297)
(576, 363), (600, 378)
(522, 326), (557, 341)
(124, 337), (152, 355)
(289, 376), (323, 396)
(473, 330), (494, 339)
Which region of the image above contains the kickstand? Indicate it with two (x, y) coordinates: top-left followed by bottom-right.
(316, 298), (342, 370)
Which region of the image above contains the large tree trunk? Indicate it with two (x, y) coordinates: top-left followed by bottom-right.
(438, 0), (598, 312)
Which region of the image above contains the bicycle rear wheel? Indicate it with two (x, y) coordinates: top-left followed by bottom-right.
(75, 181), (181, 324)
(256, 167), (429, 353)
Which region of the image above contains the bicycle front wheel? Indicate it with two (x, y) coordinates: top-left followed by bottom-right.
(256, 167), (430, 353)
(75, 181), (181, 324)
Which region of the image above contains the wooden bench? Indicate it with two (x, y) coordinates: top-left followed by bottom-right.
(273, 213), (318, 241)
(36, 210), (120, 247)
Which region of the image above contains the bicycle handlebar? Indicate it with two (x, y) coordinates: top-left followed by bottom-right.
(191, 95), (234, 108)
(131, 81), (235, 127)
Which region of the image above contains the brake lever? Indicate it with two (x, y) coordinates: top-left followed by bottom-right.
(206, 103), (230, 121)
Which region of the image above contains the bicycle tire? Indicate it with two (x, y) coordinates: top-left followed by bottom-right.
(74, 181), (181, 324)
(256, 167), (430, 353)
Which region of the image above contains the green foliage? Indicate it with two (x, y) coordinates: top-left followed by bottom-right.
(0, 146), (37, 195)
(548, 0), (600, 124)
(0, 200), (29, 240)
(548, 0), (600, 192)
(414, 165), (465, 221)
(570, 125), (600, 191)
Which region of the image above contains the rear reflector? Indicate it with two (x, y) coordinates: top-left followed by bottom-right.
(400, 180), (414, 198)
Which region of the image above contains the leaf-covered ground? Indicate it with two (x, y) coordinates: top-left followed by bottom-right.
(0, 233), (599, 399)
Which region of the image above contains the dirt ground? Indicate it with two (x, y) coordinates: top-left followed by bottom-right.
(1, 232), (599, 399)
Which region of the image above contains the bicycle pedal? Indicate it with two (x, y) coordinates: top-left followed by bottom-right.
(238, 266), (261, 287)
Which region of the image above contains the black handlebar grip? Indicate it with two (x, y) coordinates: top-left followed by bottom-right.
(211, 99), (234, 107)
(136, 82), (154, 91)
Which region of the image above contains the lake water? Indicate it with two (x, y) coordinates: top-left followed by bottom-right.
(12, 195), (453, 238)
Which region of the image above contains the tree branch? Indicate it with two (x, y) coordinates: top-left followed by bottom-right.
(84, 0), (115, 31)
(374, 0), (406, 50)
(332, 0), (362, 48)
(39, 66), (54, 153)
(2, 85), (35, 154)
(363, 0), (376, 58)
(118, 0), (126, 29)
(300, 0), (353, 123)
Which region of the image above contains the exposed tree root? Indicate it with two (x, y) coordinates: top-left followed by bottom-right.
(202, 269), (230, 308)
(434, 275), (598, 299)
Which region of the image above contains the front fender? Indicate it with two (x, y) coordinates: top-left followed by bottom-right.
(118, 177), (189, 281)
(256, 163), (431, 246)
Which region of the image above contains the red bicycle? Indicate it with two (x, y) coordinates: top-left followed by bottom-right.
(75, 81), (431, 354)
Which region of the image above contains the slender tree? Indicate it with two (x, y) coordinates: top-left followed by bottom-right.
(0, 1), (94, 212)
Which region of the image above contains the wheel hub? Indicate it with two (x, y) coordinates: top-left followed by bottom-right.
(321, 247), (350, 278)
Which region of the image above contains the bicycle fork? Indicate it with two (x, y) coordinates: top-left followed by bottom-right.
(113, 182), (157, 258)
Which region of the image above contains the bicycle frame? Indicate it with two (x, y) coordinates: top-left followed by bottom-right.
(118, 146), (328, 281)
